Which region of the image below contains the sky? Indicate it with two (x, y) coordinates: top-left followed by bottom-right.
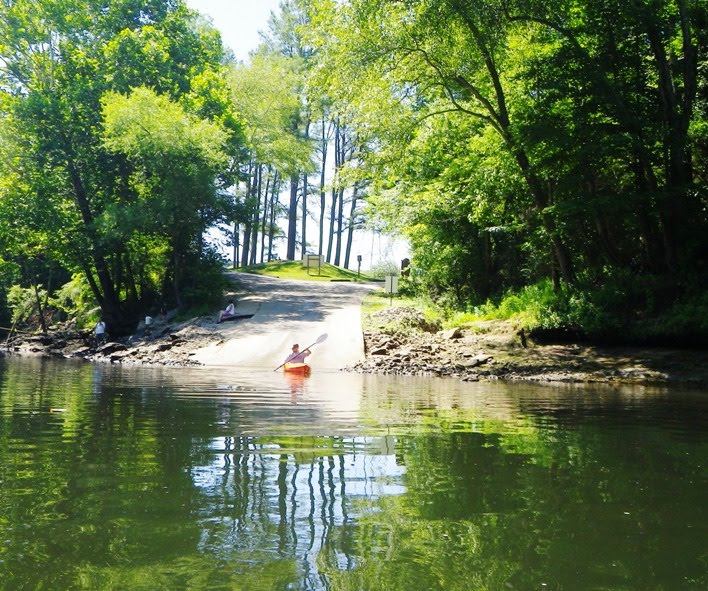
(186, 0), (281, 62)
(186, 0), (409, 267)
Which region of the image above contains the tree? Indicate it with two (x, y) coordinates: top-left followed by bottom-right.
(227, 50), (311, 264)
(101, 86), (229, 307)
(0, 0), (241, 330)
(262, 0), (315, 260)
(304, 0), (708, 304)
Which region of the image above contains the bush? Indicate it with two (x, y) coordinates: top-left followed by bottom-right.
(442, 270), (708, 346)
(177, 246), (231, 317)
(0, 260), (20, 328)
(7, 285), (40, 325)
(367, 259), (402, 280)
(50, 274), (99, 328)
(445, 280), (557, 328)
(532, 270), (708, 345)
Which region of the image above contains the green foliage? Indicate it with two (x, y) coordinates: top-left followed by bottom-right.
(228, 52), (313, 174)
(176, 247), (231, 316)
(49, 274), (99, 328)
(304, 0), (708, 342)
(532, 272), (708, 344)
(441, 270), (708, 345)
(645, 291), (708, 343)
(0, 0), (246, 331)
(7, 285), (44, 325)
(448, 280), (558, 327)
(0, 259), (21, 326)
(366, 260), (401, 280)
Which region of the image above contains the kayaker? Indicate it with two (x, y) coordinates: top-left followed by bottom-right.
(284, 343), (311, 364)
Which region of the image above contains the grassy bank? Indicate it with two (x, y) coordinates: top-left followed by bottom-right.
(237, 260), (376, 282)
(364, 276), (708, 348)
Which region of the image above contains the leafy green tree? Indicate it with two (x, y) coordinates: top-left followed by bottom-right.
(304, 0), (707, 313)
(262, 0), (315, 260)
(0, 0), (243, 331)
(227, 50), (312, 264)
(101, 86), (230, 307)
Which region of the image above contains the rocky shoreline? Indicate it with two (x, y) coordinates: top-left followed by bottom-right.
(349, 307), (708, 386)
(2, 314), (223, 367)
(3, 305), (707, 386)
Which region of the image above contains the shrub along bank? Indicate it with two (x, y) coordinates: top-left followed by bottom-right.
(411, 274), (708, 349)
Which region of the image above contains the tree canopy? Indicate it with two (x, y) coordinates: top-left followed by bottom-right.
(1, 0), (706, 341)
(0, 0), (242, 331)
(298, 0), (708, 338)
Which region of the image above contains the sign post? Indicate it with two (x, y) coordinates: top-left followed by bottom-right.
(384, 275), (399, 306)
(303, 254), (322, 276)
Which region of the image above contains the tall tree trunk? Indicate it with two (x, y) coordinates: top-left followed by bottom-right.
(286, 173), (299, 260)
(240, 163), (256, 267)
(327, 122), (343, 263)
(67, 158), (122, 324)
(334, 187), (345, 267)
(260, 169), (272, 264)
(170, 236), (183, 309)
(318, 116), (329, 257)
(451, 2), (576, 283)
(643, 2), (697, 271)
(123, 252), (140, 303)
(344, 183), (360, 269)
(249, 165), (263, 266)
(233, 164), (251, 268)
(232, 223), (240, 269)
(32, 280), (48, 334)
(267, 172), (279, 261)
(301, 118), (311, 257)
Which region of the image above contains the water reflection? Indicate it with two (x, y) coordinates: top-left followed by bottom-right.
(284, 371), (309, 404)
(0, 356), (706, 590)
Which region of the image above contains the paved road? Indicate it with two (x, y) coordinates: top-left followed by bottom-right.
(192, 272), (378, 370)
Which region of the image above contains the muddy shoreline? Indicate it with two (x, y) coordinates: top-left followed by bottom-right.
(3, 305), (707, 386)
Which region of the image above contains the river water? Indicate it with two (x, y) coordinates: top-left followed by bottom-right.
(0, 356), (706, 590)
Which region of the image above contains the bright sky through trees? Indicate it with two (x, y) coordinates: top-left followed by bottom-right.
(185, 0), (408, 267)
(185, 0), (281, 61)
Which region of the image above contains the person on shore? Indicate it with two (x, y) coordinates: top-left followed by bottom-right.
(94, 319), (107, 346)
(284, 343), (311, 365)
(217, 300), (236, 324)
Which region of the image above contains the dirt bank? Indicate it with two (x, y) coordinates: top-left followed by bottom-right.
(348, 307), (708, 386)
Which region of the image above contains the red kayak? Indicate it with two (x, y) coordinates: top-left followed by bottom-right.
(283, 362), (311, 375)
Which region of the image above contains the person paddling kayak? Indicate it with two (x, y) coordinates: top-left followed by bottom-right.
(284, 343), (311, 365)
(274, 334), (327, 373)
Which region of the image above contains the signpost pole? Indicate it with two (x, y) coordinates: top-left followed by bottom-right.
(385, 275), (399, 306)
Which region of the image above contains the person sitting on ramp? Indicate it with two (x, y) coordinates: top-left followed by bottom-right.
(217, 300), (236, 324)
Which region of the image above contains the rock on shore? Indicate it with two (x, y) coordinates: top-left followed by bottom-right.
(4, 316), (222, 367)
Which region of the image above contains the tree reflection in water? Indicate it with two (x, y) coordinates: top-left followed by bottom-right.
(191, 435), (405, 589)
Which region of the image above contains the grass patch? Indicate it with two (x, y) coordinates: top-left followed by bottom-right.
(238, 260), (376, 282)
(361, 290), (416, 315)
(361, 290), (443, 332)
(446, 281), (557, 329)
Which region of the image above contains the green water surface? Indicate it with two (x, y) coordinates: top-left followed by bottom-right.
(0, 356), (706, 590)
